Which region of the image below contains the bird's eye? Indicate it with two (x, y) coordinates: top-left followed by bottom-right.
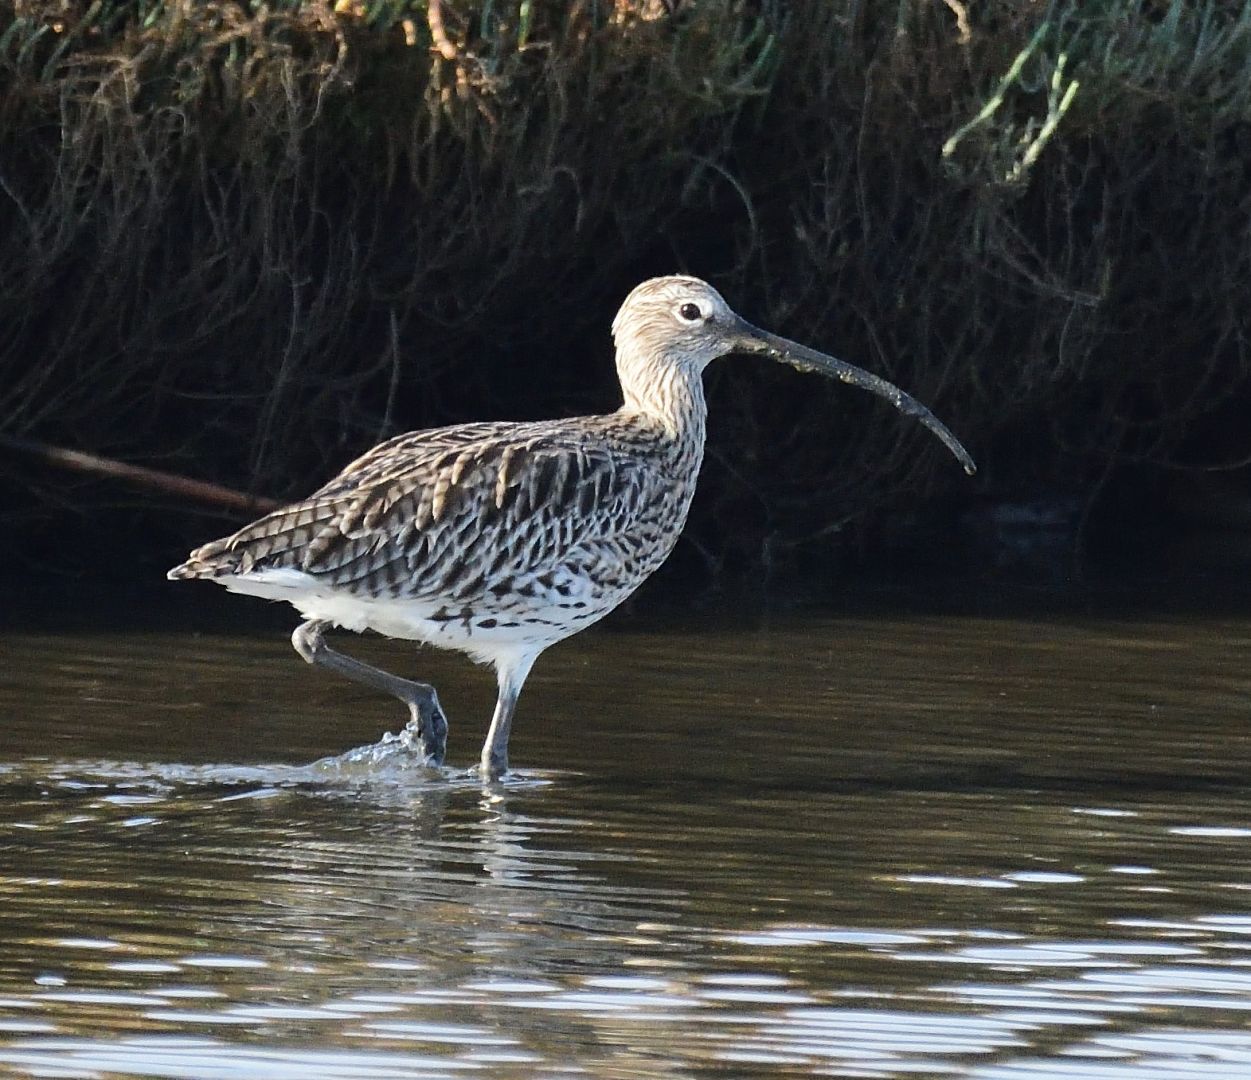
(678, 302), (702, 322)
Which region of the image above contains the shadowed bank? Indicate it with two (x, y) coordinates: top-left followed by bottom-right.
(1, 0), (1250, 585)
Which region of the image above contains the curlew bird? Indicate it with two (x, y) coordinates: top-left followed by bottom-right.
(169, 276), (975, 779)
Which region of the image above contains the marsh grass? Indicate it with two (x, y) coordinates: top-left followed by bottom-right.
(1, 0), (1249, 578)
(693, 0), (1251, 575)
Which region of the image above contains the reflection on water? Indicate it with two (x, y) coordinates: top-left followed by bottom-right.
(0, 606), (1250, 1076)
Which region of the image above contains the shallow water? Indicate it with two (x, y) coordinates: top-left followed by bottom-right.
(1, 599), (1251, 1078)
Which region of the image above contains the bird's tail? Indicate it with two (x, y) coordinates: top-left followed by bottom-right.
(167, 496), (348, 581)
(167, 538), (232, 580)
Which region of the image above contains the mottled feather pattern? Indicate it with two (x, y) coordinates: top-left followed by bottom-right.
(170, 412), (700, 622)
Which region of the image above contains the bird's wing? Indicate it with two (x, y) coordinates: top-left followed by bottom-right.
(171, 418), (674, 602)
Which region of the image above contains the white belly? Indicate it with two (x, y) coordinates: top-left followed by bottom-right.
(216, 567), (614, 665)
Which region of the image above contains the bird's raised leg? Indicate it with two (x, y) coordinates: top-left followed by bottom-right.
(292, 619), (448, 766)
(479, 652), (538, 781)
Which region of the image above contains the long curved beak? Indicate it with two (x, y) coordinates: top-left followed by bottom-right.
(731, 320), (977, 476)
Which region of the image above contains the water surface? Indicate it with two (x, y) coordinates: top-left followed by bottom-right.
(1, 601), (1250, 1077)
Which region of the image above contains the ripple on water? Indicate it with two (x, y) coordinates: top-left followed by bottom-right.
(0, 1038), (482, 1079)
(971, 1029), (1251, 1079)
(2, 614), (1251, 1076)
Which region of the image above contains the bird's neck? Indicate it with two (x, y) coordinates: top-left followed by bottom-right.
(616, 348), (708, 455)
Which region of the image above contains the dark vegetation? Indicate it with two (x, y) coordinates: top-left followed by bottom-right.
(2, 0), (1250, 587)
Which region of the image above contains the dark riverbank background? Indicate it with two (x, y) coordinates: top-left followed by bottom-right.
(2, 0), (1249, 594)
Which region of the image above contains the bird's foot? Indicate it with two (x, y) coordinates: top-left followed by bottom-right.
(405, 690), (448, 767)
(472, 748), (508, 784)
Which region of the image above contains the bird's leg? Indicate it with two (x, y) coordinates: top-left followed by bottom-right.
(291, 619), (448, 766)
(478, 652), (538, 782)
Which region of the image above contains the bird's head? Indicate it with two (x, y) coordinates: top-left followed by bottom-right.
(611, 275), (976, 475)
(612, 275), (745, 373)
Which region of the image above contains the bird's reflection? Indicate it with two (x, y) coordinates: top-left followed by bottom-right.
(0, 755), (676, 975)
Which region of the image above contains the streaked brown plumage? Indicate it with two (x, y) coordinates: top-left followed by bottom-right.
(169, 276), (975, 779)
